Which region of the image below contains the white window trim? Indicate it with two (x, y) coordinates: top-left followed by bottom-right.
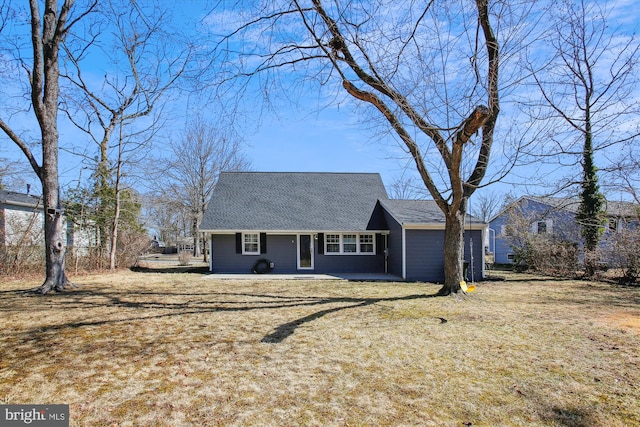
(324, 233), (376, 255)
(531, 219), (553, 235)
(242, 232), (260, 255)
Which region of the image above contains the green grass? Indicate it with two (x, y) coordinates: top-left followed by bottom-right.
(1, 270), (639, 426)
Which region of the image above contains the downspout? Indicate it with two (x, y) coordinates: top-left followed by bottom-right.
(209, 234), (214, 272)
(384, 233), (388, 274)
(482, 226), (487, 279)
(402, 227), (407, 280)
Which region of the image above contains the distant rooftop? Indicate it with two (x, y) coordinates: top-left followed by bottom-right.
(0, 189), (43, 208)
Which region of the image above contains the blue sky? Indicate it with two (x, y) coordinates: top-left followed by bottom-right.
(1, 0), (638, 210)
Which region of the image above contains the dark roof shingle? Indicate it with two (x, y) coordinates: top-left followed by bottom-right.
(381, 199), (484, 225)
(201, 172), (389, 231)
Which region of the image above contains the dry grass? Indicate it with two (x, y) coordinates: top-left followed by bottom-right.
(1, 270), (639, 426)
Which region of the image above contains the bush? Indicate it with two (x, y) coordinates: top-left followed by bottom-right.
(178, 250), (192, 266)
(510, 236), (578, 277)
(0, 244), (46, 276)
(604, 228), (640, 285)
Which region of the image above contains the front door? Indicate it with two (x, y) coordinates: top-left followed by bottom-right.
(297, 234), (314, 270)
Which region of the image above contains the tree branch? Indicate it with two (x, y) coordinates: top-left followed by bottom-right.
(0, 117), (42, 180)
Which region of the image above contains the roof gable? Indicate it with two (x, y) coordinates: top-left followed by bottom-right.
(200, 172), (389, 231)
(489, 195), (639, 223)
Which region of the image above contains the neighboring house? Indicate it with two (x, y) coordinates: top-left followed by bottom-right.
(0, 189), (95, 258)
(0, 190), (45, 250)
(489, 195), (639, 264)
(200, 172), (486, 282)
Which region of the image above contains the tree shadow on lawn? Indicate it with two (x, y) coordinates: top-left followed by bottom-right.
(6, 286), (442, 345)
(130, 265), (210, 274)
(260, 293), (439, 343)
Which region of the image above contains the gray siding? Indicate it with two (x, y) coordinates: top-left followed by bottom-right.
(489, 215), (512, 264)
(490, 198), (582, 264)
(405, 230), (446, 282)
(210, 233), (385, 274)
(211, 234), (297, 273)
(404, 229), (484, 283)
(383, 210), (403, 277)
(463, 229), (484, 281)
(314, 249), (385, 274)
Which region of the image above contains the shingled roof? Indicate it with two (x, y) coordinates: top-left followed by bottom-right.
(380, 199), (484, 226)
(200, 172), (390, 232)
(0, 190), (43, 209)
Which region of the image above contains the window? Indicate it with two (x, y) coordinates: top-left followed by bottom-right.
(343, 234), (357, 252)
(243, 233), (259, 254)
(324, 233), (375, 255)
(536, 221), (547, 234)
(326, 234), (340, 253)
(359, 234), (374, 253)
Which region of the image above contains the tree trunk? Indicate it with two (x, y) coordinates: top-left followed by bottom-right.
(109, 193), (120, 270)
(192, 217), (200, 257)
(40, 203), (71, 293)
(202, 232), (208, 263)
(438, 209), (465, 296)
(38, 136), (71, 294)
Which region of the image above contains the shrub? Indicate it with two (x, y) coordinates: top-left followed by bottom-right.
(604, 228), (640, 285)
(178, 250), (192, 266)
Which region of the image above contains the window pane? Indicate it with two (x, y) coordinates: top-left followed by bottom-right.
(244, 233), (259, 253)
(360, 234), (374, 253)
(326, 234), (340, 253)
(537, 221), (547, 234)
(343, 234), (356, 252)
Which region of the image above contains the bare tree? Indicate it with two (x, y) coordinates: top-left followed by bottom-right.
(469, 190), (502, 223)
(387, 174), (427, 200)
(604, 140), (640, 205)
(161, 118), (251, 259)
(210, 0), (523, 294)
(61, 0), (189, 269)
(0, 0), (97, 293)
(525, 0), (640, 272)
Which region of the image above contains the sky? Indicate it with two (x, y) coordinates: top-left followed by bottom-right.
(1, 0), (638, 213)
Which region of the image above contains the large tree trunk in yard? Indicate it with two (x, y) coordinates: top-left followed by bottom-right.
(38, 138), (71, 294)
(439, 209), (466, 296)
(41, 205), (71, 294)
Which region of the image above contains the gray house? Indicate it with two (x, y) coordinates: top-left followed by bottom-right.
(200, 172), (486, 282)
(489, 195), (639, 264)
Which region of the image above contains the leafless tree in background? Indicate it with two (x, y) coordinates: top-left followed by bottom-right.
(469, 190), (502, 223)
(161, 118), (251, 260)
(62, 0), (190, 269)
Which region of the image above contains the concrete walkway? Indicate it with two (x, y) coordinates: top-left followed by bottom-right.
(204, 273), (405, 282)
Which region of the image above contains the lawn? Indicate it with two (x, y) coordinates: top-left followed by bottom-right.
(1, 269), (639, 426)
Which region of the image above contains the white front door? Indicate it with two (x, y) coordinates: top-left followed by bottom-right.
(297, 234), (314, 270)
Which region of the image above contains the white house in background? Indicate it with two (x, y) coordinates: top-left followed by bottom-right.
(0, 190), (45, 248)
(0, 189), (95, 259)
